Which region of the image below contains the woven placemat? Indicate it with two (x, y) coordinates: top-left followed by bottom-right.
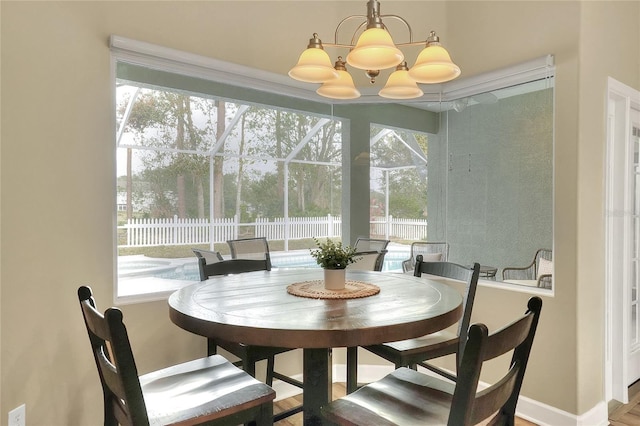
(287, 280), (380, 299)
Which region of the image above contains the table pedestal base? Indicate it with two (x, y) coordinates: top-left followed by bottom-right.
(303, 348), (332, 425)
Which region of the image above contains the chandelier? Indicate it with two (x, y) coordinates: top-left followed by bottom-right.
(288, 0), (461, 100)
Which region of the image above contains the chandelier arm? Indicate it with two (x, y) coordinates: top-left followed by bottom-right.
(394, 41), (430, 48)
(378, 14), (414, 44)
(333, 15), (368, 46)
(324, 40), (430, 49)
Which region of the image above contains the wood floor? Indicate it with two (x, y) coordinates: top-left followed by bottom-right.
(273, 382), (537, 425)
(610, 381), (640, 426)
(274, 382), (640, 425)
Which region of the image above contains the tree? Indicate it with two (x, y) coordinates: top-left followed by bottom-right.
(371, 127), (428, 219)
(117, 88), (215, 219)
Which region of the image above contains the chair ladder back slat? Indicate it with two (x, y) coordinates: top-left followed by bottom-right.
(96, 347), (127, 401)
(482, 314), (535, 361)
(202, 258), (270, 278)
(80, 300), (111, 343)
(470, 365), (521, 425)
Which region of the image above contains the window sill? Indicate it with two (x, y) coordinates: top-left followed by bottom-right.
(116, 277), (196, 305)
(478, 278), (554, 296)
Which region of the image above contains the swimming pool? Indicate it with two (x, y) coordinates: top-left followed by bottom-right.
(119, 247), (409, 282)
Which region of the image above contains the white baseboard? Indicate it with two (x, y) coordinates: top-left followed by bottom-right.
(273, 363), (610, 426)
(516, 396), (608, 426)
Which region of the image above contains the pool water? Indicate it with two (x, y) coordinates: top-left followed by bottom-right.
(120, 248), (409, 282)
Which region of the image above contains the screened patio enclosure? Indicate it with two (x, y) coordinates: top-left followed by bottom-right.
(115, 66), (434, 255)
(113, 39), (553, 299)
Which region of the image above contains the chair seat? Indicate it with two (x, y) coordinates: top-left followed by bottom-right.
(141, 354), (275, 426)
(322, 367), (454, 425)
(364, 330), (458, 365)
(328, 297), (543, 426)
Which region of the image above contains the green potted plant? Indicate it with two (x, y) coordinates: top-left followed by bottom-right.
(310, 237), (358, 290)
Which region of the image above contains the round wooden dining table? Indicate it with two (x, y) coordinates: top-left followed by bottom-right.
(168, 268), (462, 426)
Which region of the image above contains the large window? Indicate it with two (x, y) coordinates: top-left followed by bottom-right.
(115, 63), (345, 300)
(112, 37), (555, 302)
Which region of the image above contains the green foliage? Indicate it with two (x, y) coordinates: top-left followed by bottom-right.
(387, 168), (427, 217)
(246, 173), (284, 217)
(310, 237), (358, 269)
(118, 84), (427, 223)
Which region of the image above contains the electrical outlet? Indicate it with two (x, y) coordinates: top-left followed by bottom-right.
(8, 404), (25, 426)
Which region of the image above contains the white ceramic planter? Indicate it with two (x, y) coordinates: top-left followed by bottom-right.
(324, 268), (346, 290)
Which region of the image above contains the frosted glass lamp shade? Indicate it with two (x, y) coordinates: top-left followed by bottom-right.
(289, 48), (339, 83)
(379, 65), (423, 99)
(316, 69), (361, 99)
(409, 44), (461, 84)
(346, 28), (404, 70)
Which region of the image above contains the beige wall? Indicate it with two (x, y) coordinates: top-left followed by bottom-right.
(577, 1), (640, 413)
(1, 1), (638, 425)
(446, 0), (583, 413)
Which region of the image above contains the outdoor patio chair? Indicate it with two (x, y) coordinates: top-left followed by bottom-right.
(198, 256), (271, 280)
(323, 297), (543, 426)
(402, 241), (449, 273)
(227, 237), (273, 269)
(353, 237), (390, 253)
(346, 258), (480, 393)
(346, 250), (387, 272)
(502, 248), (553, 289)
(191, 248), (224, 280)
(77, 286), (275, 426)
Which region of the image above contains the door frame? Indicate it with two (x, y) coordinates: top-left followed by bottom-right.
(605, 77), (640, 403)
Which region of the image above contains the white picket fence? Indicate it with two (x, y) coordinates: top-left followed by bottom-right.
(118, 214), (427, 247)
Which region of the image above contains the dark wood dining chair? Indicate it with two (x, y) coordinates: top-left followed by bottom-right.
(346, 258), (480, 392)
(198, 257), (303, 421)
(323, 296), (543, 426)
(77, 286), (275, 426)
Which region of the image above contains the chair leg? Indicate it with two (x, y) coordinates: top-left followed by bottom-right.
(346, 346), (358, 393)
(255, 401), (274, 426)
(244, 357), (256, 377)
(266, 356), (275, 386)
(207, 338), (217, 356)
(104, 395), (117, 426)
